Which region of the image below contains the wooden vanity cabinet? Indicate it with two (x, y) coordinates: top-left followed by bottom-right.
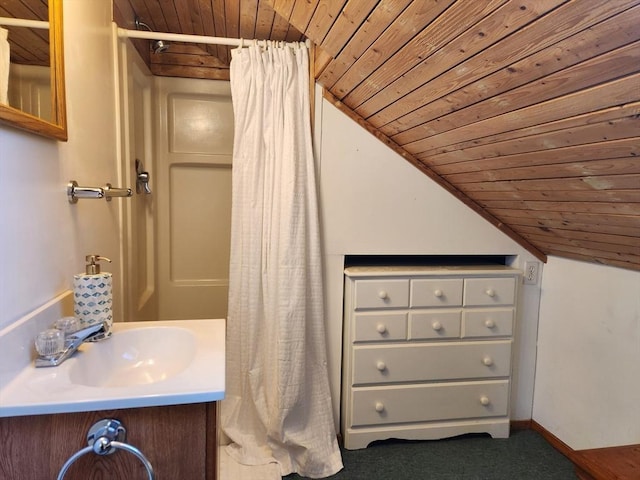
(0, 402), (217, 479)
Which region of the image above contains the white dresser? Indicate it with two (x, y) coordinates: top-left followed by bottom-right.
(341, 265), (520, 449)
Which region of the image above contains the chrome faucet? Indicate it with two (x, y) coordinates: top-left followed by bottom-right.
(35, 322), (110, 368)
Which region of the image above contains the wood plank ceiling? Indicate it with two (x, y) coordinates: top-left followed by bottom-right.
(115, 0), (640, 271)
(1, 0), (50, 66)
(113, 0), (305, 78)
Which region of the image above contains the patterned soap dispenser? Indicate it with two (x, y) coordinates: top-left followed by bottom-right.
(73, 255), (113, 335)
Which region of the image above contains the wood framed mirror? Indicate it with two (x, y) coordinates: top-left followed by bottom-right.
(0, 0), (67, 141)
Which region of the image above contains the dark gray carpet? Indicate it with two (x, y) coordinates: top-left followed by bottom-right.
(285, 430), (578, 479)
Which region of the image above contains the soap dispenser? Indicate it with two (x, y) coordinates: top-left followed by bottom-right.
(73, 255), (113, 334)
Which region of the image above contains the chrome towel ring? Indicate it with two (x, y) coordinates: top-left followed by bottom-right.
(56, 419), (155, 480)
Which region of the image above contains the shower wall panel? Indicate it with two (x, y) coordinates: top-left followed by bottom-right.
(155, 77), (233, 320)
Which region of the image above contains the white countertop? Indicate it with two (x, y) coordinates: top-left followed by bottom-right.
(0, 319), (226, 417)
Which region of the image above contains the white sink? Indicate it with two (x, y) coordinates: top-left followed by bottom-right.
(0, 319), (226, 417)
(69, 326), (197, 388)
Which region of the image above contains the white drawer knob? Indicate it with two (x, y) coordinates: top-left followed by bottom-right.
(484, 319), (496, 329)
(482, 356), (494, 366)
(376, 323), (387, 334)
(375, 402), (385, 413)
(485, 288), (496, 297)
(376, 361), (386, 371)
(378, 290), (388, 300)
(434, 289), (443, 298)
(432, 321), (443, 331)
(480, 396), (491, 406)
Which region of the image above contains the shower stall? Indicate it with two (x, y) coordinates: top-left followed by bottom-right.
(116, 31), (233, 322)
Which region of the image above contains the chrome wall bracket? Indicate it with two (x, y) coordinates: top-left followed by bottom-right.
(87, 419), (126, 455)
(67, 180), (133, 204)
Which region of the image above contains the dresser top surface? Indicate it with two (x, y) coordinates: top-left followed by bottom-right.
(344, 265), (520, 277)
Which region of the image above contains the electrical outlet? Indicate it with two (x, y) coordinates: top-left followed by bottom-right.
(523, 261), (539, 285)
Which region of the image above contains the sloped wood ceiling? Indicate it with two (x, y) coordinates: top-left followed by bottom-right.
(112, 0), (640, 271)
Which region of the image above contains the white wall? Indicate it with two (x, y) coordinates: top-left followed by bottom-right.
(533, 256), (640, 449)
(0, 0), (119, 331)
(316, 94), (543, 427)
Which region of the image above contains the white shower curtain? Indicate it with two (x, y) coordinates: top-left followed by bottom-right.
(221, 42), (343, 478)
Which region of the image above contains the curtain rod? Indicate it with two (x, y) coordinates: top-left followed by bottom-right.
(117, 27), (309, 49)
(0, 17), (49, 29)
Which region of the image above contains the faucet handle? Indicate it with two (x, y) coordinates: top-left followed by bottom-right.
(136, 159), (152, 194)
(35, 329), (65, 358)
(54, 316), (81, 335)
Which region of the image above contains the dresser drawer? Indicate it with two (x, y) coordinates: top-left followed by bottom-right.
(354, 279), (409, 309)
(350, 380), (509, 427)
(352, 341), (511, 385)
(354, 313), (407, 342)
(410, 278), (463, 307)
(408, 310), (461, 340)
(462, 309), (514, 338)
(463, 277), (516, 306)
